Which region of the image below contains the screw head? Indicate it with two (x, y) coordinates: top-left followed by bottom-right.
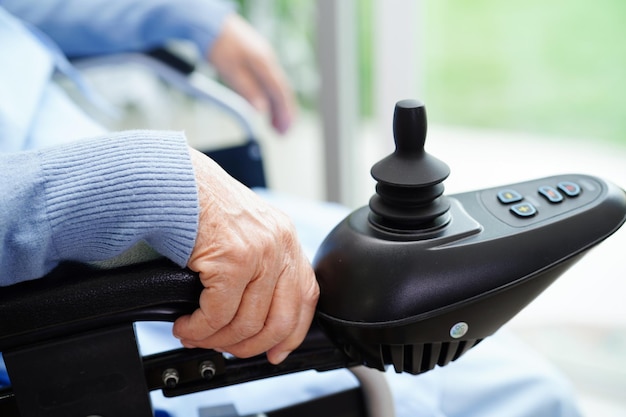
(199, 361), (217, 380)
(162, 368), (180, 389)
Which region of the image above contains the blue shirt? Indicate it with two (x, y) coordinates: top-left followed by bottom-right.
(1, 0), (233, 57)
(0, 1), (233, 284)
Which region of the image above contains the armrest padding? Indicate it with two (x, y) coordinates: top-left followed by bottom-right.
(0, 259), (201, 350)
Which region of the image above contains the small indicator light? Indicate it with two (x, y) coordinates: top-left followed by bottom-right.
(450, 322), (469, 339)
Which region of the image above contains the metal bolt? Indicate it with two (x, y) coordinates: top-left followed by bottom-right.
(199, 360), (216, 380)
(162, 368), (180, 389)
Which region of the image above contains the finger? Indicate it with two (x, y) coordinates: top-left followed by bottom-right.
(268, 84), (295, 134)
(220, 255), (318, 363)
(222, 67), (270, 114)
(172, 272), (247, 342)
(266, 262), (319, 364)
(216, 275), (300, 359)
(183, 268), (278, 349)
(248, 58), (295, 134)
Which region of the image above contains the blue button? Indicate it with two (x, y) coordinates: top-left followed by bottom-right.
(497, 189), (523, 204)
(558, 181), (581, 197)
(538, 186), (564, 203)
(510, 202), (537, 218)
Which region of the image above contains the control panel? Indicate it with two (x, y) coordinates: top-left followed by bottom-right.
(480, 174), (602, 227)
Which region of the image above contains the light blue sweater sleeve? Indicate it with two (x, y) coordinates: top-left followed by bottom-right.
(0, 131), (199, 286)
(0, 0), (234, 57)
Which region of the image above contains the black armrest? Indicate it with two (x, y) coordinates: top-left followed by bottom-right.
(0, 259), (202, 351)
(145, 47), (196, 75)
(70, 47), (196, 76)
(0, 260), (360, 417)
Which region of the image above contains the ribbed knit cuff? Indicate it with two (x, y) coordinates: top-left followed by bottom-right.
(39, 130), (198, 267)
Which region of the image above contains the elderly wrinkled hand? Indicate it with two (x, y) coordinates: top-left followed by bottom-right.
(173, 148), (319, 364)
(208, 13), (296, 134)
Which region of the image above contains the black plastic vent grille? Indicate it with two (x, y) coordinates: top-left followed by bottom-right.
(380, 339), (483, 374)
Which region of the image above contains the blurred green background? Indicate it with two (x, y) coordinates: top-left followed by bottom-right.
(422, 0), (626, 148)
(237, 0), (626, 148)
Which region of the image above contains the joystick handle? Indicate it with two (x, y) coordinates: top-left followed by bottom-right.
(392, 99), (427, 155)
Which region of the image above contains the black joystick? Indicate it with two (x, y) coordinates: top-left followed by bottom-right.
(369, 99), (450, 232)
(313, 99), (626, 375)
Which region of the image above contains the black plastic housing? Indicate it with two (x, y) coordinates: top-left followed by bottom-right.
(313, 174), (626, 374)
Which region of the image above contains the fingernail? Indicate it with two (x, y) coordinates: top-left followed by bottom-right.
(271, 350), (290, 365)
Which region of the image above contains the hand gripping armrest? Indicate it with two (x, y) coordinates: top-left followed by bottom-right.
(0, 259), (395, 417)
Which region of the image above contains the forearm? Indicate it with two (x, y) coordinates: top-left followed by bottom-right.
(0, 0), (234, 56)
(0, 131), (198, 286)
